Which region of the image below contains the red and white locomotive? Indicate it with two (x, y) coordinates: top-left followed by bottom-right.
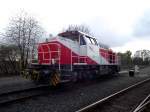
(25, 30), (120, 86)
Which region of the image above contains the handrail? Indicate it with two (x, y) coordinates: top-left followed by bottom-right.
(31, 43), (61, 70)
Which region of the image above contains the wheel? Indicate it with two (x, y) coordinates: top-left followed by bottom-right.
(78, 72), (82, 80)
(72, 72), (78, 82)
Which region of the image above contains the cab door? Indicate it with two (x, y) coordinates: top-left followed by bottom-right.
(85, 36), (100, 64)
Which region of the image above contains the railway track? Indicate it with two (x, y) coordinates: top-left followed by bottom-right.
(76, 77), (150, 112)
(0, 84), (50, 105)
(133, 93), (150, 112)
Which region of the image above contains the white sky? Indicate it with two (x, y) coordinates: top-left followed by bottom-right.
(0, 0), (150, 54)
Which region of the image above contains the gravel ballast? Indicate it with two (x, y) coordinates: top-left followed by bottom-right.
(0, 76), (37, 95)
(0, 67), (150, 112)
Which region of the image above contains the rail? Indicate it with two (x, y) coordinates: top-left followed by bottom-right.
(76, 77), (150, 112)
(133, 94), (150, 112)
(0, 85), (50, 105)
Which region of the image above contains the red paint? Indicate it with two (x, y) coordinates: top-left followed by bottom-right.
(38, 41), (97, 65)
(100, 48), (118, 64)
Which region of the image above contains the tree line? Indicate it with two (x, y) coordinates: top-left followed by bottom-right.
(118, 50), (150, 70)
(0, 12), (44, 76)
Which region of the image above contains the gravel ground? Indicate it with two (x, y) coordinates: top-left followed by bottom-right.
(143, 103), (150, 112)
(0, 67), (150, 112)
(0, 76), (36, 94)
(92, 78), (150, 112)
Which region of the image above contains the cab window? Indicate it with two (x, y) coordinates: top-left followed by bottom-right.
(85, 36), (98, 46)
(80, 35), (86, 45)
(86, 36), (92, 44)
(90, 38), (96, 44)
(93, 39), (98, 45)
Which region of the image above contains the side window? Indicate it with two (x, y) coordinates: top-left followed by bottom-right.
(80, 36), (86, 45)
(90, 38), (96, 44)
(86, 36), (92, 44)
(84, 35), (98, 46)
(89, 38), (98, 46)
(94, 39), (98, 46)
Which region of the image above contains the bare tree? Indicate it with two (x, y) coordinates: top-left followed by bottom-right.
(65, 24), (92, 35)
(4, 12), (45, 70)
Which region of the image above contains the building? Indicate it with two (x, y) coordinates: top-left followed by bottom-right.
(134, 50), (150, 60)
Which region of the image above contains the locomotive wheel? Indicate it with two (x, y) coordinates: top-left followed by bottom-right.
(78, 72), (82, 80)
(82, 73), (87, 81)
(87, 72), (94, 80)
(50, 72), (60, 86)
(72, 72), (78, 82)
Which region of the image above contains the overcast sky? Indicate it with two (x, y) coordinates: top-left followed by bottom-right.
(0, 0), (150, 54)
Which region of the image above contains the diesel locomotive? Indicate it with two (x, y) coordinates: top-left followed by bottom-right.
(23, 30), (120, 86)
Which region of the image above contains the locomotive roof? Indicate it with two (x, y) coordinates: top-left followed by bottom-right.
(58, 30), (96, 39)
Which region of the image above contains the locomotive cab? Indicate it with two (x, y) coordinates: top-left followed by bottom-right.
(58, 31), (100, 64)
(58, 30), (99, 46)
(58, 31), (89, 46)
